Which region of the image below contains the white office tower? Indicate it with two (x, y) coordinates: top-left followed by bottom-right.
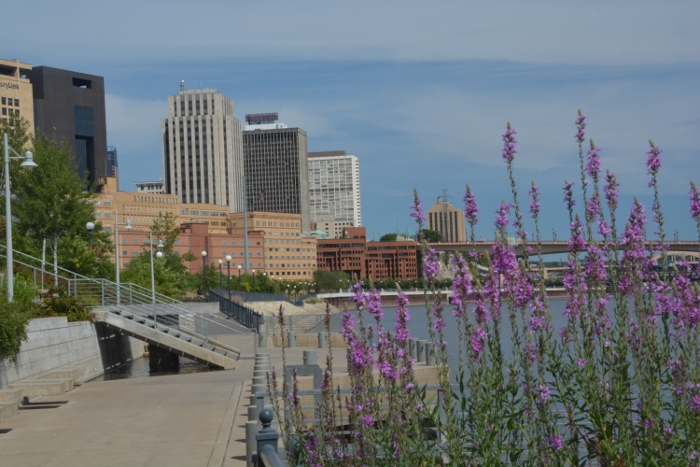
(162, 88), (244, 211)
(308, 151), (362, 238)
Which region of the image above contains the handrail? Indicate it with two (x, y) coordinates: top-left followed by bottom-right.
(257, 444), (284, 467)
(1, 246), (244, 352)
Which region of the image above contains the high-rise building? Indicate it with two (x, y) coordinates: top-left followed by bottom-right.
(27, 66), (108, 183)
(106, 146), (118, 186)
(243, 113), (310, 232)
(428, 196), (466, 243)
(308, 150), (361, 238)
(161, 88), (244, 211)
(0, 58), (35, 132)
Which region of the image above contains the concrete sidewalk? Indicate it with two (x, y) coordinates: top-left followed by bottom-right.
(0, 334), (344, 467)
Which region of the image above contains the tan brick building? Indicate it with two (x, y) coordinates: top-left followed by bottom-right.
(229, 212), (317, 279)
(0, 58), (34, 131)
(428, 197), (466, 243)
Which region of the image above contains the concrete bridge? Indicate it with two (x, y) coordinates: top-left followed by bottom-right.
(431, 240), (700, 257)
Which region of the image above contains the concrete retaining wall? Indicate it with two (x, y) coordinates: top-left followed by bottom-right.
(0, 317), (145, 388)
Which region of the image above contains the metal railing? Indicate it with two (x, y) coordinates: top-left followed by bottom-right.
(1, 245), (244, 355)
(209, 289), (264, 332)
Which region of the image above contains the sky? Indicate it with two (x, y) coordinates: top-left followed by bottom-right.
(4, 0), (699, 242)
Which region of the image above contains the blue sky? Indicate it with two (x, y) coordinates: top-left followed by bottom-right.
(4, 0), (699, 241)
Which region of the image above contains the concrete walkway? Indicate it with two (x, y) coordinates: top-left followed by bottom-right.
(0, 334), (343, 467)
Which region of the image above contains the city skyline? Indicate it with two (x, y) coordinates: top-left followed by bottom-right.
(3, 1), (698, 241)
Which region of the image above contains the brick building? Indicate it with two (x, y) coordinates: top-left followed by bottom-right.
(316, 227), (419, 281)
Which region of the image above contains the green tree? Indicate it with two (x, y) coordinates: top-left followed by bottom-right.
(421, 228), (443, 243)
(313, 270), (351, 291)
(11, 132), (96, 284)
(379, 233), (398, 242)
(0, 275), (38, 361)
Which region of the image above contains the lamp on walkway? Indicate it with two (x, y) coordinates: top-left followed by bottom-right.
(218, 259), (223, 289)
(150, 233), (163, 304)
(86, 222), (95, 247)
(225, 255), (232, 311)
(4, 132), (38, 302)
(201, 250), (208, 300)
(252, 269), (256, 293)
(114, 212), (132, 305)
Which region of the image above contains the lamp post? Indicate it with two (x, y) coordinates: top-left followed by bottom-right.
(237, 264), (242, 277)
(218, 259), (223, 289)
(263, 272), (266, 293)
(252, 269), (256, 293)
(201, 251), (208, 300)
(113, 212), (132, 305)
(149, 232), (163, 304)
(4, 132), (38, 302)
(86, 222), (95, 247)
(225, 255), (232, 309)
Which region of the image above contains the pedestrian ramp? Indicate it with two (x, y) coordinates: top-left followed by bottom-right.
(93, 307), (239, 370)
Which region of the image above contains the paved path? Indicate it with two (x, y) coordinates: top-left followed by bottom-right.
(0, 333), (343, 467)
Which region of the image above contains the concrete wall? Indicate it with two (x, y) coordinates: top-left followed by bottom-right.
(0, 317), (145, 388)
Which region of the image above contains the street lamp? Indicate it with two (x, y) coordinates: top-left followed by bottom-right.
(218, 259), (223, 289)
(86, 222), (95, 247)
(4, 132), (38, 302)
(225, 255), (232, 308)
(149, 233), (163, 304)
(201, 251), (208, 300)
(237, 264), (242, 277)
(114, 212), (132, 305)
(252, 269), (256, 293)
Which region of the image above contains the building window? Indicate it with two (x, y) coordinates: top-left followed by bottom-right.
(72, 77), (92, 89)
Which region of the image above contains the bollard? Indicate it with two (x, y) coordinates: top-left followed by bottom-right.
(258, 328), (268, 348)
(245, 420), (257, 466)
(256, 409), (280, 466)
(247, 404), (258, 422)
(416, 340), (425, 363)
(252, 376), (266, 386)
(287, 331), (296, 348)
(303, 350), (317, 366)
(426, 342), (435, 365)
(251, 383), (266, 395)
(318, 331), (327, 349)
(408, 338), (417, 360)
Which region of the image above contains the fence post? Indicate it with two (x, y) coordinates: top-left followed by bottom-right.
(255, 409), (280, 466)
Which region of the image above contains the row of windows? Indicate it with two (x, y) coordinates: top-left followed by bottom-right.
(1, 97), (19, 106)
(1, 108), (19, 117)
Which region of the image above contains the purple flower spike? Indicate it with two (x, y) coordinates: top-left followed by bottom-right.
(563, 180), (576, 211)
(528, 182), (541, 219)
(502, 122), (518, 164)
(495, 201), (510, 234)
(586, 140), (602, 185)
(646, 140), (663, 186)
(423, 248), (440, 282)
(604, 171), (619, 212)
(410, 188), (426, 229)
(547, 434), (564, 451)
(690, 181), (700, 222)
(463, 185), (479, 227)
(575, 109), (587, 144)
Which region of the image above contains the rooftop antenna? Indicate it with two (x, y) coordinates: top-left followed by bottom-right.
(180, 80), (185, 92)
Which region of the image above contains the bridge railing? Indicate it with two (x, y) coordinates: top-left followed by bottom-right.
(209, 289), (264, 332)
(1, 246), (244, 351)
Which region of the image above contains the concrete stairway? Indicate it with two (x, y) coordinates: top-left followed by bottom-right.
(93, 309), (238, 370)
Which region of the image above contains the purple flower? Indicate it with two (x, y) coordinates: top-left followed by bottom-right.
(586, 191), (601, 223)
(410, 188), (426, 229)
(568, 217), (585, 253)
(502, 122), (517, 164)
(423, 248), (440, 282)
(471, 326), (488, 360)
(690, 181), (700, 222)
(495, 201), (510, 234)
(367, 289), (383, 322)
(463, 185), (479, 228)
(586, 141), (602, 185)
(547, 434), (564, 451)
(395, 293), (412, 344)
(563, 180), (576, 211)
(449, 255), (471, 319)
(604, 171), (619, 212)
(536, 384), (551, 408)
(528, 182), (541, 219)
(646, 141), (662, 186)
(575, 110), (587, 144)
(349, 281), (367, 310)
(577, 358), (587, 367)
(689, 395), (700, 412)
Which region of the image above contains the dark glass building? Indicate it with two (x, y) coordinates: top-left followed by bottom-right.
(27, 66), (108, 184)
